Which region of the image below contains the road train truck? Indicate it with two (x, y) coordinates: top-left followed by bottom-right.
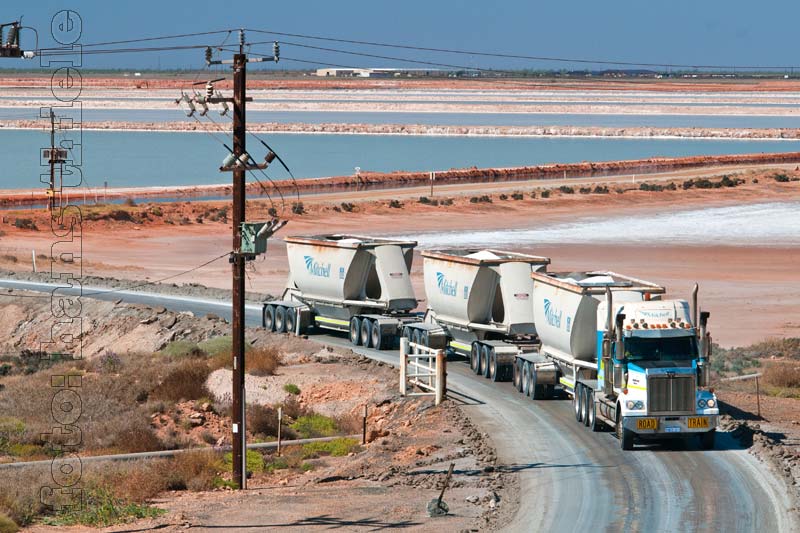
(262, 234), (421, 349)
(403, 249), (550, 382)
(520, 270), (718, 450)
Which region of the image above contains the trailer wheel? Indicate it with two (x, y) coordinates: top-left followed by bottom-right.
(480, 345), (491, 378)
(411, 329), (421, 354)
(588, 391), (601, 432)
(285, 308), (296, 335)
(470, 344), (481, 374)
(582, 387), (591, 427)
(512, 360), (521, 391)
(530, 365), (546, 400)
(574, 384), (583, 423)
(699, 429), (715, 450)
(360, 318), (372, 347)
(264, 305), (276, 332)
(370, 321), (383, 350)
(488, 349), (499, 381)
(274, 306), (287, 333)
(521, 362), (531, 396)
(349, 317), (362, 345)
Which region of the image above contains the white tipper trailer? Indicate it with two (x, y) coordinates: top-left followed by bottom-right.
(262, 234), (421, 349)
(515, 270), (718, 450)
(402, 249), (550, 382)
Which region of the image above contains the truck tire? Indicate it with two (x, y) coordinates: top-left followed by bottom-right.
(616, 409), (634, 450)
(481, 345), (491, 378)
(488, 349), (499, 382)
(370, 321), (383, 350)
(545, 384), (555, 399)
(513, 360), (521, 391)
(530, 365), (546, 400)
(574, 384), (583, 423)
(700, 429), (716, 450)
(588, 391), (602, 432)
(470, 344), (481, 374)
(285, 308), (296, 335)
(264, 305), (276, 332)
(582, 387), (591, 427)
(360, 318), (372, 347)
(521, 361), (531, 396)
(275, 306), (287, 333)
(350, 317), (362, 345)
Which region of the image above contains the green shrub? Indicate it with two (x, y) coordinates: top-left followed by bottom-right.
(223, 449), (264, 475)
(511, 192), (524, 200)
(592, 185), (609, 194)
(774, 173), (791, 183)
(388, 199), (403, 208)
(498, 193), (508, 200)
(290, 414), (337, 439)
(540, 190), (550, 198)
(159, 340), (202, 359)
(302, 438), (360, 458)
(265, 456), (290, 473)
(46, 488), (163, 527)
(150, 360), (211, 402)
(291, 202), (305, 215)
(579, 187), (591, 194)
(558, 186), (574, 194)
(283, 383), (301, 395)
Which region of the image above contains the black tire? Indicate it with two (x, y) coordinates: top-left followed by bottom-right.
(616, 408), (634, 450)
(470, 344), (481, 374)
(522, 362), (531, 396)
(370, 321), (383, 350)
(411, 329), (421, 354)
(512, 360), (521, 391)
(481, 345), (491, 378)
(284, 307), (296, 335)
(545, 384), (555, 399)
(264, 305), (276, 332)
(275, 306), (287, 333)
(530, 365), (545, 400)
(588, 391), (601, 432)
(350, 317), (362, 345)
(574, 383), (583, 423)
(488, 348), (500, 382)
(582, 387), (591, 427)
(700, 429), (716, 450)
(360, 318), (372, 347)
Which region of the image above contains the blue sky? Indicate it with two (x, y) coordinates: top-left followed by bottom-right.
(2, 1), (797, 71)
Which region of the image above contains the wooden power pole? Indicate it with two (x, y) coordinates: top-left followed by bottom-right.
(205, 29), (282, 491)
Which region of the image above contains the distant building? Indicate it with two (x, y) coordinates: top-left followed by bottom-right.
(315, 68), (456, 78)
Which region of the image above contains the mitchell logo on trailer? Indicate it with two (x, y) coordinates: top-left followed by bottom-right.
(436, 271), (458, 296)
(543, 298), (563, 328)
(304, 255), (331, 278)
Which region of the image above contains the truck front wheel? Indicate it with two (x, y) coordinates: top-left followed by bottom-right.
(616, 413), (634, 450)
(700, 429), (716, 450)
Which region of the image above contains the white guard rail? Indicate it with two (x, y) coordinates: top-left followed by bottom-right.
(399, 337), (446, 405)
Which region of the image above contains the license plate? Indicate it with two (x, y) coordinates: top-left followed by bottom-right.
(665, 426), (681, 433)
(687, 416), (709, 429)
(636, 418), (657, 430)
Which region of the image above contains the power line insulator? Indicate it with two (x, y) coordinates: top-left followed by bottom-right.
(273, 41), (280, 62)
(205, 81), (214, 99)
(204, 46), (212, 65)
(216, 90), (230, 116)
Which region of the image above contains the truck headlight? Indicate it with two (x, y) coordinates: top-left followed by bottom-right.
(706, 399), (715, 408)
(698, 399), (707, 408)
(626, 400), (635, 409)
(634, 401), (644, 410)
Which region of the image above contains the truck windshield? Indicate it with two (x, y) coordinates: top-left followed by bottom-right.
(623, 335), (697, 362)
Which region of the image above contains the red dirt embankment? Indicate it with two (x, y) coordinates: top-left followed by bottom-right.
(3, 151), (800, 206)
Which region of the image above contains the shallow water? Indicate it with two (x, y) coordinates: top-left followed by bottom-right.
(393, 202), (800, 247)
(3, 129), (800, 190)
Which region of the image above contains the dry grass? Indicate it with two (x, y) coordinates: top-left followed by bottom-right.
(151, 359), (212, 402)
(763, 361), (800, 389)
(247, 346), (281, 376)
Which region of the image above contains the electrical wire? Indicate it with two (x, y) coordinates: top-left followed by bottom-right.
(79, 29), (236, 48)
(34, 43), (214, 57)
(82, 251), (231, 296)
(246, 27), (800, 71)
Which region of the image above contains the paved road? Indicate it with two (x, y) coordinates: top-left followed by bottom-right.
(2, 279), (795, 532)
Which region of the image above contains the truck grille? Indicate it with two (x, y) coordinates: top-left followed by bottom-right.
(647, 375), (694, 415)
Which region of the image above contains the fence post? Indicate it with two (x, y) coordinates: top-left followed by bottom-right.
(362, 404), (368, 445)
(399, 337), (408, 396)
(755, 376), (762, 419)
(435, 349), (446, 405)
(277, 406), (283, 457)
